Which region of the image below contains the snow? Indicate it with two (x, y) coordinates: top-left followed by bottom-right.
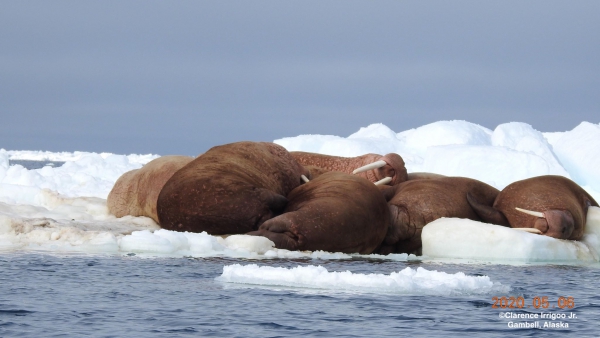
(545, 122), (600, 194)
(1, 120), (599, 264)
(0, 149), (159, 203)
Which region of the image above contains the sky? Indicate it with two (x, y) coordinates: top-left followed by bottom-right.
(1, 1), (599, 156)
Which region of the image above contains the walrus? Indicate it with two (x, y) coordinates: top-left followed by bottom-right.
(377, 176), (501, 254)
(407, 172), (446, 181)
(302, 165), (329, 181)
(247, 172), (390, 254)
(290, 151), (408, 186)
(467, 175), (598, 240)
(157, 142), (309, 235)
(107, 155), (194, 223)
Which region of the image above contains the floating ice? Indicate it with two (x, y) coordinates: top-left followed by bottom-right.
(0, 203), (419, 260)
(118, 230), (278, 258)
(1, 120), (599, 263)
(422, 207), (600, 263)
(216, 264), (509, 295)
(0, 200), (414, 260)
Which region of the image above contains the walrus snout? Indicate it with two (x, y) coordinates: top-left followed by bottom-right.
(352, 154), (407, 186)
(534, 210), (574, 239)
(515, 207), (574, 239)
(379, 153), (408, 185)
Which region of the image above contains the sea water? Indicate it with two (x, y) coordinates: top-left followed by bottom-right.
(2, 253), (599, 337)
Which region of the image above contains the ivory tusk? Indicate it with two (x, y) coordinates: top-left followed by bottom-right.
(301, 175), (309, 183)
(352, 160), (387, 174)
(512, 227), (543, 234)
(374, 177), (392, 186)
(515, 207), (545, 218)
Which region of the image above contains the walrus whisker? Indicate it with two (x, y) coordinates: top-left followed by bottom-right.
(352, 160), (387, 174)
(515, 207), (545, 218)
(512, 227), (543, 234)
(373, 177), (392, 186)
(301, 175), (309, 183)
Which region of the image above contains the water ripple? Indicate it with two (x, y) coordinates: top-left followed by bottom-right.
(0, 253), (597, 337)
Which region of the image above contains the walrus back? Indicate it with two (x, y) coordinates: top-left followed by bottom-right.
(157, 142), (307, 235)
(107, 155), (193, 223)
(249, 172), (390, 254)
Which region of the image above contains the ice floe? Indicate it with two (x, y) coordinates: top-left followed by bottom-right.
(216, 264), (510, 295)
(1, 120), (599, 264)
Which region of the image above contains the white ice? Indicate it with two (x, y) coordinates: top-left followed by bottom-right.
(216, 264), (509, 296)
(1, 120), (599, 264)
(422, 206), (600, 264)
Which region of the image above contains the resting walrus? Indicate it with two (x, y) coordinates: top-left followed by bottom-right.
(468, 175), (598, 240)
(377, 176), (501, 254)
(290, 151), (408, 186)
(157, 142), (309, 235)
(247, 172), (390, 254)
(107, 155), (194, 223)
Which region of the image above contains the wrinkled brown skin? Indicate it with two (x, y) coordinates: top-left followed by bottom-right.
(304, 165), (329, 180)
(107, 155), (194, 223)
(376, 177), (501, 254)
(247, 172), (390, 254)
(469, 175), (598, 240)
(290, 151), (408, 186)
(157, 142), (309, 235)
(407, 172), (446, 181)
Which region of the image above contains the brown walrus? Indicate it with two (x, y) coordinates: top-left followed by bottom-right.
(247, 172), (390, 254)
(468, 175), (598, 240)
(157, 142), (309, 235)
(407, 172), (446, 181)
(107, 155), (194, 223)
(377, 176), (501, 254)
(290, 151), (408, 186)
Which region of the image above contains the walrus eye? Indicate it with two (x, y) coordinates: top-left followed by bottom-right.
(515, 207), (545, 218)
(352, 160), (387, 174)
(301, 175), (310, 183)
(374, 177), (392, 186)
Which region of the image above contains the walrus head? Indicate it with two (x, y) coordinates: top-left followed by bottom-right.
(468, 193), (578, 239)
(515, 207), (575, 239)
(352, 153), (408, 186)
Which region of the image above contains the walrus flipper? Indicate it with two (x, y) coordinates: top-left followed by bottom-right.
(247, 218), (300, 251)
(467, 192), (509, 226)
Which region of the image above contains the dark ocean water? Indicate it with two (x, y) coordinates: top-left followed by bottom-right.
(1, 253), (599, 338)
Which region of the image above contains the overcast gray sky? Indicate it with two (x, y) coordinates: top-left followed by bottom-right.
(1, 1), (598, 156)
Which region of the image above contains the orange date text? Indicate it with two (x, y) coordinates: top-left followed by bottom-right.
(491, 296), (574, 309)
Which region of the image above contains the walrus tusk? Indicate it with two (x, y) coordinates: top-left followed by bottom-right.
(374, 177), (392, 186)
(512, 227), (543, 234)
(301, 175), (309, 183)
(515, 207), (545, 218)
(352, 160), (387, 174)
